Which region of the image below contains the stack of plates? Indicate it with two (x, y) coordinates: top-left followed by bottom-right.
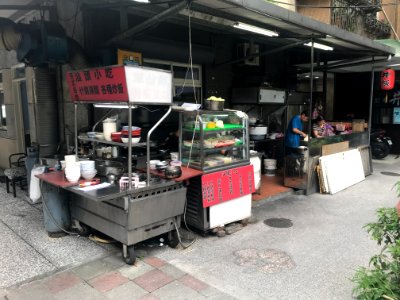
(121, 126), (141, 143)
(80, 160), (97, 180)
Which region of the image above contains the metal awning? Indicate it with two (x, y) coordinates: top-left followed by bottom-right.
(188, 0), (396, 63)
(99, 0), (397, 68)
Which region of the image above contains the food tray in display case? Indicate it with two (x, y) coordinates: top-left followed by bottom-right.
(179, 109), (250, 171)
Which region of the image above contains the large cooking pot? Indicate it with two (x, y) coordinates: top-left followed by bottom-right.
(204, 100), (224, 111)
(249, 123), (268, 140)
(95, 160), (125, 177)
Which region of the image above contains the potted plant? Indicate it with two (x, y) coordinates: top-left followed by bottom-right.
(352, 182), (400, 299)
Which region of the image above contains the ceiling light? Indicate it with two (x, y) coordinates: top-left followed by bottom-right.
(233, 22), (279, 37)
(304, 42), (333, 51)
(132, 0), (149, 3)
(93, 104), (130, 108)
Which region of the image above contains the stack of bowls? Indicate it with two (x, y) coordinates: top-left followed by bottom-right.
(64, 156), (81, 183)
(80, 160), (97, 180)
(121, 126), (141, 143)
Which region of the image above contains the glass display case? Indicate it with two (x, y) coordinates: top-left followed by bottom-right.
(179, 109), (249, 171)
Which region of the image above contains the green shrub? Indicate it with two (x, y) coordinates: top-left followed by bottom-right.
(352, 205), (400, 300)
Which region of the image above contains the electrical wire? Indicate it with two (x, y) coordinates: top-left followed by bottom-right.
(137, 105), (162, 113)
(71, 0), (81, 39)
(57, 0), (81, 22)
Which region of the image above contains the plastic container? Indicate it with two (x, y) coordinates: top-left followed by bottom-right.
(264, 159), (277, 176)
(103, 119), (117, 141)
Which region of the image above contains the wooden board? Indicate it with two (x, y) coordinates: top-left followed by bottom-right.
(321, 141), (349, 156)
(319, 149), (365, 194)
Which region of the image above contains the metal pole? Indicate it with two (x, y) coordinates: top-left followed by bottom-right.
(147, 107), (172, 185)
(128, 103), (132, 190)
(74, 103), (78, 156)
(368, 57), (375, 143)
(308, 39), (314, 136)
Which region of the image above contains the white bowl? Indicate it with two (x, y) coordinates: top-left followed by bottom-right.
(65, 173), (81, 183)
(80, 160), (95, 171)
(81, 170), (97, 180)
(149, 160), (160, 170)
(121, 137), (141, 143)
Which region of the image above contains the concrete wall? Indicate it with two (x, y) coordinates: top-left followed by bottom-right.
(378, 0), (399, 39)
(274, 0), (296, 12)
(297, 0), (331, 23)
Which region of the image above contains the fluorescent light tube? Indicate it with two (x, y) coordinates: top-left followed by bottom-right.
(132, 0), (149, 3)
(304, 42), (333, 51)
(233, 22), (279, 37)
(93, 104), (130, 108)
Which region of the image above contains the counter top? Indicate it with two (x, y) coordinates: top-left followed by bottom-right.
(36, 170), (193, 202)
(36, 171), (78, 188)
(148, 166), (203, 182)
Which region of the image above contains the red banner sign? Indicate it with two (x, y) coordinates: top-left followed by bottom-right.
(66, 66), (129, 102)
(201, 165), (255, 208)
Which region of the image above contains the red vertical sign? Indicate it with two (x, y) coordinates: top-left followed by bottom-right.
(66, 66), (129, 102)
(201, 165), (255, 208)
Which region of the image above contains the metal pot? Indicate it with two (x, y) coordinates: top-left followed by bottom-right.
(164, 166), (182, 179)
(249, 124), (268, 136)
(204, 100), (224, 111)
(95, 160), (125, 177)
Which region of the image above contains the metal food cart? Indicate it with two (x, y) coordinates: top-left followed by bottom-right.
(38, 65), (192, 264)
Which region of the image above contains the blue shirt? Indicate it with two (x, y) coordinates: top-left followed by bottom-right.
(285, 115), (302, 148)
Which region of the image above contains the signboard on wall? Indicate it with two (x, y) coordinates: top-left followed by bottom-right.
(201, 165), (255, 208)
(66, 66), (129, 102)
(66, 65), (173, 104)
(117, 49), (142, 65)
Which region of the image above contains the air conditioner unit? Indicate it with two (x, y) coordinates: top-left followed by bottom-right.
(237, 43), (260, 66)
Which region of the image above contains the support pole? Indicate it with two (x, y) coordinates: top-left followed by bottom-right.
(128, 103), (132, 189)
(308, 39), (314, 136)
(74, 103), (78, 156)
(368, 57), (375, 143)
(147, 107), (172, 185)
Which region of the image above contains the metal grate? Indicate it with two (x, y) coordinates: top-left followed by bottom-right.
(264, 218), (293, 228)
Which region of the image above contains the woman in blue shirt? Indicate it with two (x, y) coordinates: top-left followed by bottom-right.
(285, 110), (309, 154)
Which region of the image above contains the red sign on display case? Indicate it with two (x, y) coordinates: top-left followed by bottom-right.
(66, 66), (129, 102)
(201, 165), (255, 208)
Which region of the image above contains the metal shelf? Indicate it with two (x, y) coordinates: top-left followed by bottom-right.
(182, 127), (244, 134)
(181, 144), (245, 152)
(78, 136), (146, 147)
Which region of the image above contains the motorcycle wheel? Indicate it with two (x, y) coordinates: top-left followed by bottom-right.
(372, 142), (390, 159)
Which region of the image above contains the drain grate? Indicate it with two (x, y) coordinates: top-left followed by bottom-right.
(264, 218), (293, 228)
(381, 171), (400, 177)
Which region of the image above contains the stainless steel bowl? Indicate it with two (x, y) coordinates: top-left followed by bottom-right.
(164, 166), (182, 179)
(204, 100), (224, 111)
(95, 160), (125, 177)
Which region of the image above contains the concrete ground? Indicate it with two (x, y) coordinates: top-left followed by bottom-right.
(1, 155), (399, 299)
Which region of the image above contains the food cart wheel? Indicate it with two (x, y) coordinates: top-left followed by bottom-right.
(166, 229), (180, 248)
(123, 245), (136, 265)
(76, 223), (92, 237)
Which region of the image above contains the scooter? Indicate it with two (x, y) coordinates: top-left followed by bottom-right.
(370, 129), (392, 159)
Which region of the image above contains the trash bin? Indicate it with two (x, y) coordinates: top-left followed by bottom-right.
(41, 182), (70, 237)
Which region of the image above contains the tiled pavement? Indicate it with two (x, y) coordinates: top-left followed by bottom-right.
(2, 254), (234, 300)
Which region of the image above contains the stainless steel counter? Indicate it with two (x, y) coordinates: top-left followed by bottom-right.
(284, 131), (370, 194)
